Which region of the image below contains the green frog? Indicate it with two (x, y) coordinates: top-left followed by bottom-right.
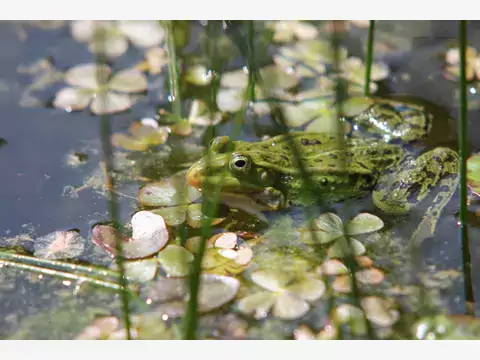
(186, 97), (459, 243)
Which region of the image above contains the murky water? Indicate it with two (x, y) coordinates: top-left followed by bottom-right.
(1, 20), (480, 339)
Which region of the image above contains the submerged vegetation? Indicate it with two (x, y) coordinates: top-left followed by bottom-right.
(1, 20), (480, 340)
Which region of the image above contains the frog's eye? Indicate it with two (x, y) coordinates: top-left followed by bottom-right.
(320, 178), (328, 186)
(229, 155), (251, 175)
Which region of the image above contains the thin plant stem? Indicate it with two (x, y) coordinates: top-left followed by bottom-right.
(458, 20), (475, 316)
(0, 252), (120, 280)
(364, 21), (376, 97)
(93, 24), (132, 339)
(163, 20), (182, 122)
(0, 259), (127, 293)
(246, 21), (256, 103)
(331, 20), (375, 340)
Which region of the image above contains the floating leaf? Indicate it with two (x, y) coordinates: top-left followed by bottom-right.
(287, 277), (326, 302)
(74, 316), (120, 340)
(346, 213), (384, 235)
(144, 47), (168, 75)
(355, 268), (385, 285)
(151, 205), (188, 226)
(89, 31), (128, 58)
(90, 92), (132, 115)
(328, 237), (366, 258)
(361, 296), (399, 327)
(467, 153), (480, 195)
(53, 87), (93, 112)
(138, 174), (200, 207)
(108, 68), (148, 93)
(333, 304), (368, 335)
(186, 65), (212, 86)
(111, 133), (148, 151)
(216, 88), (244, 113)
(65, 63), (111, 89)
(156, 244), (193, 277)
(236, 292), (276, 320)
(91, 224), (125, 256)
(144, 274), (239, 314)
(196, 274), (240, 312)
(272, 293), (310, 320)
(34, 230), (85, 260)
(300, 229), (342, 244)
(124, 211), (169, 259)
(117, 20), (165, 48)
(317, 259), (348, 276)
(315, 212), (344, 234)
(121, 259), (158, 282)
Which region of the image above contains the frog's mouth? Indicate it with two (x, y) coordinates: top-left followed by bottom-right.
(186, 164), (285, 211)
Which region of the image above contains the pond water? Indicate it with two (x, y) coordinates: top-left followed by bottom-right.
(1, 20), (480, 340)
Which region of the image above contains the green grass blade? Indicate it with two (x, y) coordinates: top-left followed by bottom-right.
(93, 24), (133, 339)
(163, 20), (182, 122)
(458, 20), (475, 316)
(364, 21), (376, 97)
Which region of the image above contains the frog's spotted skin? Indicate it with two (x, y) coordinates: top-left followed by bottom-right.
(186, 97), (460, 242)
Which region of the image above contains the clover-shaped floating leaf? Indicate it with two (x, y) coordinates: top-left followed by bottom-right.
(112, 118), (169, 151)
(467, 152), (480, 196)
(237, 270), (325, 320)
(216, 65), (298, 113)
(91, 211), (169, 259)
(54, 63), (148, 115)
(301, 212), (383, 258)
(71, 21), (165, 58)
(34, 229), (85, 260)
(144, 274), (239, 316)
(156, 244), (193, 277)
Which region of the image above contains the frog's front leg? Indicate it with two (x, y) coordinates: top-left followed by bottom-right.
(252, 187), (287, 211)
(372, 147), (459, 244)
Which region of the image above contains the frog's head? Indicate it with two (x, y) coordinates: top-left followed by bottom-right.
(186, 136), (285, 210)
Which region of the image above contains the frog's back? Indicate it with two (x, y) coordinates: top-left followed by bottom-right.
(234, 132), (402, 176)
